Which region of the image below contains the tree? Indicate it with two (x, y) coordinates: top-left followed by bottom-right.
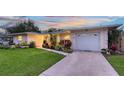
(7, 20), (40, 33)
(47, 28), (57, 49)
(48, 28), (63, 33)
(108, 29), (122, 49)
(48, 28), (57, 32)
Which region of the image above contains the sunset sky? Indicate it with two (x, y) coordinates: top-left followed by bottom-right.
(0, 16), (124, 30)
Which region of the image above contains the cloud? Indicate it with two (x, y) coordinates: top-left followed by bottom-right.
(0, 16), (28, 27)
(0, 16), (26, 21)
(0, 16), (121, 30)
(34, 17), (114, 29)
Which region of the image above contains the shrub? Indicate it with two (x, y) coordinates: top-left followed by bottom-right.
(63, 48), (73, 53)
(29, 41), (36, 48)
(10, 45), (16, 49)
(15, 42), (29, 48)
(15, 44), (20, 48)
(49, 34), (57, 48)
(111, 42), (117, 52)
(59, 40), (72, 49)
(59, 40), (64, 46)
(64, 40), (72, 49)
(20, 41), (29, 46)
(42, 40), (49, 48)
(0, 44), (11, 49)
(0, 45), (4, 49)
(2, 41), (10, 49)
(55, 45), (64, 51)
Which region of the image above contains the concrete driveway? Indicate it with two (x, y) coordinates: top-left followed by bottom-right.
(41, 52), (118, 76)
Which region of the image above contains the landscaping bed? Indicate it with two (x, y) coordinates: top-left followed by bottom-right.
(0, 48), (64, 76)
(42, 39), (73, 53)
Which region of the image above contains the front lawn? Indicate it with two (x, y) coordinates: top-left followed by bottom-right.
(0, 48), (64, 76)
(107, 55), (124, 76)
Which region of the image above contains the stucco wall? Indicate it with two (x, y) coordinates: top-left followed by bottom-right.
(59, 33), (71, 40)
(99, 30), (108, 49)
(13, 34), (48, 48)
(27, 34), (44, 48)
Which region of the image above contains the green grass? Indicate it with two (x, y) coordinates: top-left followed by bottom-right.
(0, 48), (64, 76)
(107, 55), (124, 76)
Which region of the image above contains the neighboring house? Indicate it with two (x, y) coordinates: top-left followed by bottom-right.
(0, 28), (12, 44)
(0, 28), (7, 34)
(0, 34), (12, 45)
(9, 24), (122, 51)
(0, 34), (4, 44)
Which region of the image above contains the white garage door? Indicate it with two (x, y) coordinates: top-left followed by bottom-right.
(75, 33), (100, 51)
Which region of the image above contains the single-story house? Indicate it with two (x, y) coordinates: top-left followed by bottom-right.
(0, 34), (13, 44)
(9, 24), (122, 51)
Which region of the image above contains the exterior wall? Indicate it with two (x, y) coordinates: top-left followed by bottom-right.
(13, 35), (27, 44)
(13, 34), (48, 48)
(27, 34), (44, 48)
(99, 30), (108, 49)
(59, 33), (71, 40)
(71, 28), (108, 51)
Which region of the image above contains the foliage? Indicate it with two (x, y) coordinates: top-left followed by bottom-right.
(2, 41), (10, 49)
(14, 42), (29, 48)
(108, 29), (122, 49)
(0, 45), (4, 49)
(15, 44), (20, 48)
(29, 41), (36, 48)
(64, 40), (72, 49)
(10, 45), (16, 49)
(0, 44), (10, 49)
(7, 20), (40, 33)
(48, 28), (63, 33)
(47, 28), (57, 49)
(20, 41), (29, 46)
(55, 40), (73, 53)
(48, 28), (57, 32)
(63, 48), (73, 53)
(55, 45), (64, 51)
(43, 28), (73, 52)
(42, 40), (49, 48)
(111, 43), (117, 51)
(49, 34), (57, 49)
(59, 40), (72, 49)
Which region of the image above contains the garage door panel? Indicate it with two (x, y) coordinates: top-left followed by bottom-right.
(75, 33), (100, 51)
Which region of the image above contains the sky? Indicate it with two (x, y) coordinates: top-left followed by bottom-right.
(0, 16), (124, 30)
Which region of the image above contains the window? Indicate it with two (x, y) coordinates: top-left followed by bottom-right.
(18, 36), (23, 41)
